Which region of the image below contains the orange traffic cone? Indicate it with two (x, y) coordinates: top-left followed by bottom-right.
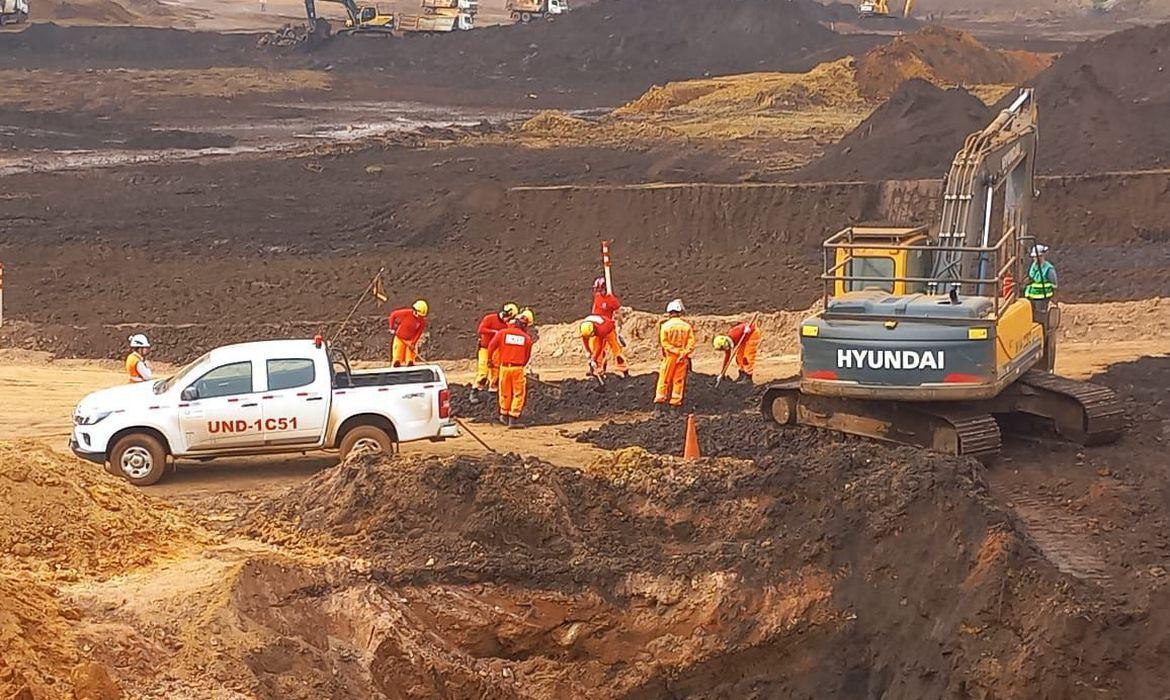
(683, 413), (701, 461)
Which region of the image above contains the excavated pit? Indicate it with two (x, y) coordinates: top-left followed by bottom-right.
(237, 440), (1170, 698)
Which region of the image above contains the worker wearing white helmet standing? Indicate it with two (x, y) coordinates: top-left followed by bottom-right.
(654, 298), (696, 414)
(126, 334), (154, 383)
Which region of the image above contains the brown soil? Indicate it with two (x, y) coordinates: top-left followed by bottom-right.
(793, 78), (994, 181)
(450, 371), (760, 425)
(241, 436), (1170, 697)
(1026, 21), (1170, 174)
(855, 26), (1053, 100)
(0, 107), (234, 151)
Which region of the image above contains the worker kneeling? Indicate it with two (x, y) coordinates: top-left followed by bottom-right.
(488, 308), (535, 429)
(713, 319), (762, 383)
(472, 302), (518, 404)
(388, 299), (428, 367)
(579, 313), (616, 378)
(654, 299), (696, 413)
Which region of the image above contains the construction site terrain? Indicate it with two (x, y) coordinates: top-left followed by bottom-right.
(2, 0), (1170, 697)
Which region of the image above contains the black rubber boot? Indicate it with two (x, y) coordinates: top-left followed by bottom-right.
(469, 390), (481, 404)
(498, 413), (509, 425)
(741, 372), (753, 384)
(652, 403), (666, 416)
(508, 416), (525, 429)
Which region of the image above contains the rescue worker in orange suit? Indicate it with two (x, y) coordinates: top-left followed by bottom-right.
(126, 334), (154, 383)
(488, 308), (534, 429)
(713, 319), (763, 384)
(590, 277), (629, 377)
(654, 299), (696, 414)
(578, 313), (616, 378)
(387, 300), (428, 367)
(470, 302), (519, 404)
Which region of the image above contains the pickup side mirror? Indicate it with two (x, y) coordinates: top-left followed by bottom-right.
(181, 386), (199, 402)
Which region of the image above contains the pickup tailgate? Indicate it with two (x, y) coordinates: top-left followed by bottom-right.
(332, 366), (455, 442)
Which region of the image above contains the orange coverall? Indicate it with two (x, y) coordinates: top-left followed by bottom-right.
(580, 314), (615, 369)
(591, 290), (629, 373)
(488, 325), (533, 419)
(727, 321), (762, 376)
(475, 312), (510, 390)
(388, 308), (427, 367)
(655, 316), (696, 407)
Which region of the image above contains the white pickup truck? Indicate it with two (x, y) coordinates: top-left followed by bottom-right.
(70, 338), (458, 486)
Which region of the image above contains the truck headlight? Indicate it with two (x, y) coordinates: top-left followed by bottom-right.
(77, 411), (112, 425)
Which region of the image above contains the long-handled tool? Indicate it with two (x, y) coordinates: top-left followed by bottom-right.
(329, 267), (386, 345)
(715, 312), (760, 387)
(527, 371), (564, 399)
(454, 416), (497, 454)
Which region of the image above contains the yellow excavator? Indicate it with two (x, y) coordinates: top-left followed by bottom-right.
(761, 89), (1124, 459)
(858, 0), (913, 18)
(304, 0), (395, 35)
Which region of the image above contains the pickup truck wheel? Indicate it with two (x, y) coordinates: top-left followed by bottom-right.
(109, 434), (168, 486)
(339, 425), (394, 460)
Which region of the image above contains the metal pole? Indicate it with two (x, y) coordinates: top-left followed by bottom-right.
(601, 240), (613, 294)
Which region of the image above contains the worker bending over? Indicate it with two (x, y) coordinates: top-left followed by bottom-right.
(126, 334), (154, 383)
(591, 277), (629, 377)
(488, 308), (535, 429)
(654, 299), (695, 413)
(713, 319), (763, 383)
(387, 300), (428, 367)
(579, 313), (616, 377)
(471, 302), (518, 404)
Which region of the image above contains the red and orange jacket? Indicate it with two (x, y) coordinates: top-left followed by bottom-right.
(477, 312), (510, 349)
(488, 325), (533, 366)
(388, 308), (427, 344)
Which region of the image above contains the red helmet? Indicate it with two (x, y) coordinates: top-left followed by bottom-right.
(592, 277), (607, 293)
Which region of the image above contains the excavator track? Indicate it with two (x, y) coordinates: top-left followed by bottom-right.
(762, 382), (1002, 460)
(761, 371), (1124, 459)
(1006, 371), (1125, 446)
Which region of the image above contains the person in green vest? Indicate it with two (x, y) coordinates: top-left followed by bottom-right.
(1025, 244), (1057, 312)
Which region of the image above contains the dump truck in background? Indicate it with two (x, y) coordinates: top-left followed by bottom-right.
(505, 0), (567, 22)
(0, 0), (29, 26)
(422, 0), (477, 16)
(396, 10), (473, 32)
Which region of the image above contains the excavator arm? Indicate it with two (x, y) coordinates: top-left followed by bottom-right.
(932, 89), (1037, 296)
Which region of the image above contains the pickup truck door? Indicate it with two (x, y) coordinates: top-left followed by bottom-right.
(260, 357), (330, 446)
(178, 361), (265, 450)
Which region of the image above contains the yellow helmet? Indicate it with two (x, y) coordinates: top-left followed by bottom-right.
(517, 308), (534, 326)
(412, 299), (429, 316)
(579, 320), (595, 337)
(713, 334), (733, 351)
(502, 302), (519, 318)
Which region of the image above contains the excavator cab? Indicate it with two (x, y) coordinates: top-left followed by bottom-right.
(831, 226), (931, 297)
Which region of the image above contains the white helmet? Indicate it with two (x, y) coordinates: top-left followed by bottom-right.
(128, 334), (151, 349)
(1030, 244), (1049, 257)
(666, 298), (685, 315)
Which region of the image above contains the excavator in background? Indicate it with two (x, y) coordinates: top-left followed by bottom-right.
(858, 0), (913, 18)
(761, 89), (1124, 460)
(304, 0), (395, 35)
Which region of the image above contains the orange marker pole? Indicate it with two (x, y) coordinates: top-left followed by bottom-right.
(601, 240), (613, 295)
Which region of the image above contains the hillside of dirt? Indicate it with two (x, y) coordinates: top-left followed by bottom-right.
(855, 25), (1053, 99)
(793, 79), (993, 181)
(244, 440), (1170, 697)
(1028, 21), (1170, 174)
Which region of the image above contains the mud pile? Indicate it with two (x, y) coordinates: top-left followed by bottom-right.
(794, 79), (992, 181)
(577, 412), (846, 458)
(1028, 21), (1170, 174)
(856, 26), (1052, 99)
(0, 23), (260, 70)
(450, 372), (760, 424)
(246, 443), (1163, 697)
(0, 440), (208, 580)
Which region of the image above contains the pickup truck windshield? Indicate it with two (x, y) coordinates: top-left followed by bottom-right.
(154, 353), (211, 395)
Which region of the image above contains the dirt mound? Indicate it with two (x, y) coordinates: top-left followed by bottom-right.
(0, 23), (260, 70)
(577, 412), (845, 458)
(794, 78), (992, 181)
(245, 443), (1165, 697)
(450, 372), (760, 425)
(298, 0), (873, 106)
(0, 440), (208, 580)
(856, 26), (1052, 100)
(1027, 21), (1170, 174)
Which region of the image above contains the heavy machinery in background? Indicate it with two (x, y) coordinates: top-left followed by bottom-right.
(304, 0), (395, 35)
(857, 0), (913, 18)
(505, 0), (568, 22)
(423, 0), (477, 17)
(0, 0), (29, 26)
(762, 89), (1124, 459)
(396, 10), (474, 32)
